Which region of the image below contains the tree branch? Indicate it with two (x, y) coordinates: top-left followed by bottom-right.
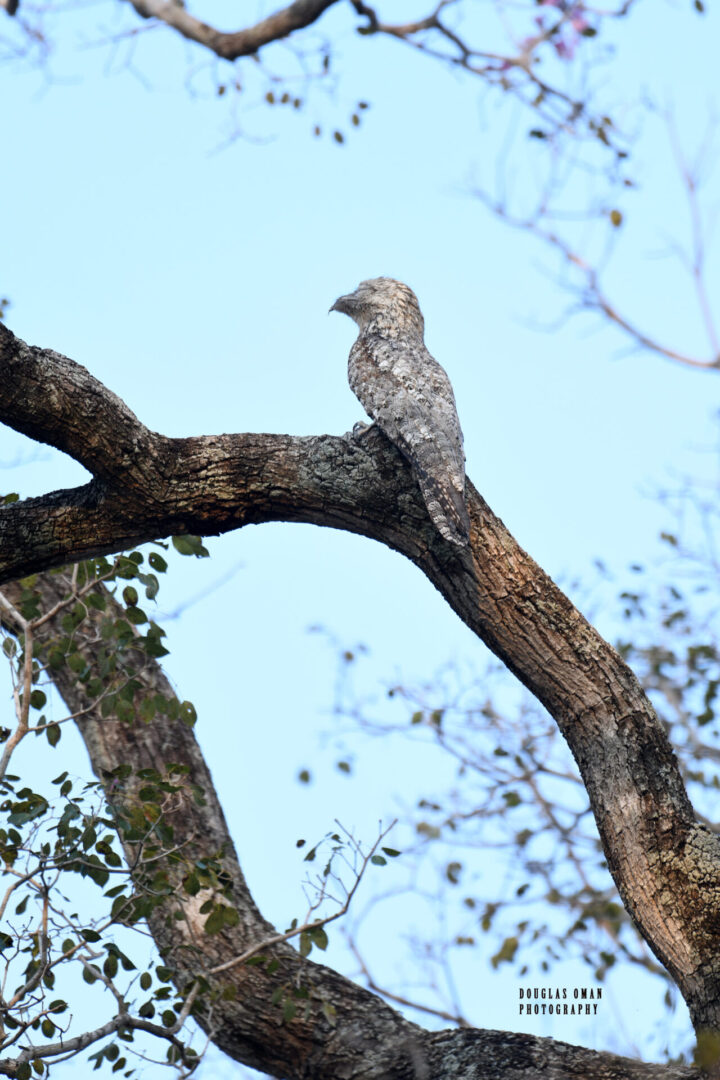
(0, 573), (702, 1080)
(2, 322), (720, 1051)
(0, 326), (155, 482)
(474, 171), (720, 372)
(124, 0), (338, 62)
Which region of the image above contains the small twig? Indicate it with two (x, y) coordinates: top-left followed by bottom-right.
(6, 887), (50, 1008)
(207, 820), (396, 976)
(666, 110), (720, 361)
(345, 935), (469, 1026)
(482, 193), (720, 371)
(0, 624), (34, 779)
(0, 592), (28, 633)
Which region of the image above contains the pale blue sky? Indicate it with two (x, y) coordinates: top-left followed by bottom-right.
(2, 0), (719, 1073)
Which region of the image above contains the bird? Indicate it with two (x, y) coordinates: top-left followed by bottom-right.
(330, 277), (470, 547)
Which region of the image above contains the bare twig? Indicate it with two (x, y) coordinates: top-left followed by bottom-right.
(123, 0), (338, 62)
(480, 193), (720, 371)
(207, 820), (396, 976)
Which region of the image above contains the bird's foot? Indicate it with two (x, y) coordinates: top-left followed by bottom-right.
(350, 420), (375, 440)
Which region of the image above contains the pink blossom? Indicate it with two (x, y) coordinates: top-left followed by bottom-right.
(553, 37), (575, 58)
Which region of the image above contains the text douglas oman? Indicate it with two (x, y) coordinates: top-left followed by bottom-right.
(519, 987), (602, 1015)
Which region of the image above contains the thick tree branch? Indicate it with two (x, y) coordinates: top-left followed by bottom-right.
(0, 324), (470, 581)
(0, 571), (701, 1079)
(125, 0), (338, 62)
(0, 328), (156, 482)
(2, 323), (720, 1040)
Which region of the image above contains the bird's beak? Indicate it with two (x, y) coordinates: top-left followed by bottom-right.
(329, 293), (355, 316)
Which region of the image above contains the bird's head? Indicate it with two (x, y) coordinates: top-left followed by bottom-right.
(330, 277), (425, 339)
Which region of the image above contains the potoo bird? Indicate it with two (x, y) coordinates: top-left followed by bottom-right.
(330, 277), (470, 547)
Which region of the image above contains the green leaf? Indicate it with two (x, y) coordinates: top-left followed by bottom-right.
(223, 906), (239, 928)
(446, 861), (462, 884)
(179, 701), (197, 727)
(204, 904), (231, 934)
(67, 652), (87, 675)
(370, 855), (386, 866)
(142, 574), (159, 600)
(149, 552), (168, 573)
(491, 935), (519, 969)
(46, 724), (61, 748)
(309, 926), (328, 950)
(29, 690), (47, 710)
(139, 698), (156, 723)
(122, 586), (138, 607)
(145, 635), (170, 658)
(171, 535), (209, 558)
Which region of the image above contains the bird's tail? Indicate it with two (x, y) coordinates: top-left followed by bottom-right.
(417, 474), (471, 547)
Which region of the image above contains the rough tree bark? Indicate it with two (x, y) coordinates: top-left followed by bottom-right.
(0, 321), (718, 1076)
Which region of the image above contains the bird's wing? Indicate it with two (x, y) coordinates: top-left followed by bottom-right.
(349, 336), (470, 545)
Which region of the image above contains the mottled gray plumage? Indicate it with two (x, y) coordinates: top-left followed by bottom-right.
(331, 277), (470, 546)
